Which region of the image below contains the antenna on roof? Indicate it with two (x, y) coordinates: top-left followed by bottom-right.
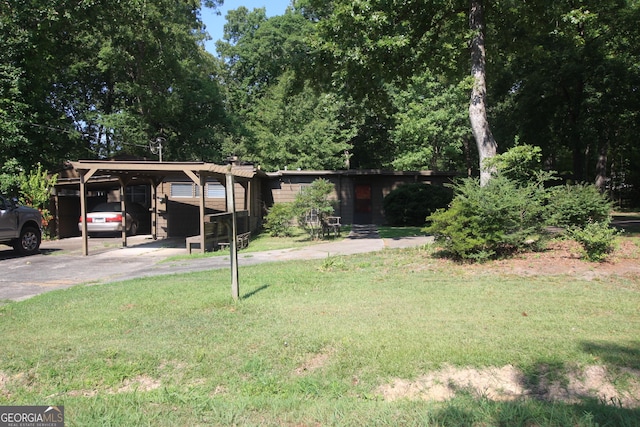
(149, 137), (165, 162)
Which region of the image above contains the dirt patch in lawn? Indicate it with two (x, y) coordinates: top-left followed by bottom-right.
(457, 239), (640, 279)
(62, 375), (162, 397)
(377, 364), (640, 408)
(294, 347), (335, 376)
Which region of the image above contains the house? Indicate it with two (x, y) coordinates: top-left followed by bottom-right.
(52, 161), (457, 249)
(267, 169), (457, 225)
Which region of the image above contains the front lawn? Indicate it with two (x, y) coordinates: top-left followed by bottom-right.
(1, 240), (639, 426)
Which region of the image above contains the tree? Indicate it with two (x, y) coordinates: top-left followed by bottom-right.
(293, 178), (336, 240)
(488, 1), (640, 192)
(299, 0), (493, 177)
(1, 0), (227, 169)
(245, 72), (357, 171)
(217, 8), (358, 169)
(388, 72), (473, 172)
(469, 0), (496, 185)
(299, 0), (640, 194)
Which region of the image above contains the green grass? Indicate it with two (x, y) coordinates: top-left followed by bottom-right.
(166, 227), (350, 262)
(1, 246), (639, 425)
(378, 226), (427, 239)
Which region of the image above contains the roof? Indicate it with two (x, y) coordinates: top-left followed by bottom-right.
(70, 160), (257, 180)
(266, 169), (460, 178)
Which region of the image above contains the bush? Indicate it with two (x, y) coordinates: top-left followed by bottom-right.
(264, 203), (295, 237)
(544, 184), (611, 228)
(425, 176), (547, 261)
(568, 221), (619, 262)
(293, 178), (336, 240)
(383, 183), (453, 226)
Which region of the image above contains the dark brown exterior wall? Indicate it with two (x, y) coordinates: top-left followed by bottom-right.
(267, 171), (457, 225)
(157, 176), (264, 238)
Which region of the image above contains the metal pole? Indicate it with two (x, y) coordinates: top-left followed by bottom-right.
(226, 172), (239, 300)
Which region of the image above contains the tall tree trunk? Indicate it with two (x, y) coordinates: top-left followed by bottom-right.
(595, 142), (608, 192)
(469, 0), (497, 186)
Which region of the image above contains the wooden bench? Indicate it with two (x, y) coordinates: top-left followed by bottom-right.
(217, 232), (251, 251)
(187, 211), (251, 254)
(186, 221), (218, 254)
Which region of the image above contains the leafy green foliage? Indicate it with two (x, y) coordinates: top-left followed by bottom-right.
(17, 163), (57, 235)
(426, 176), (548, 261)
(389, 72), (473, 171)
(217, 10), (357, 170)
(568, 221), (619, 262)
(383, 183), (452, 226)
(263, 203), (295, 237)
(1, 160), (57, 235)
(425, 143), (618, 261)
(544, 184), (612, 228)
(244, 73), (356, 171)
(2, 0), (227, 167)
(293, 178), (335, 240)
(0, 158), (23, 197)
(484, 143), (545, 185)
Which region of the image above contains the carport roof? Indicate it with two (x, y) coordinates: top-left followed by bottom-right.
(69, 160), (257, 182)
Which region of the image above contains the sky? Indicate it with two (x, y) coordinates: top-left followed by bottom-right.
(200, 0), (293, 54)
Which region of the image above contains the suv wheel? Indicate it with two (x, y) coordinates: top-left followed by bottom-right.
(14, 226), (41, 255)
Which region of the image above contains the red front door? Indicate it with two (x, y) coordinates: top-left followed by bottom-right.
(354, 184), (372, 224)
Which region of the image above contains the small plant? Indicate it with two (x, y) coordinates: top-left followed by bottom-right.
(318, 255), (348, 271)
(264, 203), (294, 237)
(568, 221), (619, 262)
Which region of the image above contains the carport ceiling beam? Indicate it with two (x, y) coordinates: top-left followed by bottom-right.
(183, 169), (200, 185)
(80, 168), (99, 182)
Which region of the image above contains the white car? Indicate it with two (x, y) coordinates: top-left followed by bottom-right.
(78, 202), (148, 236)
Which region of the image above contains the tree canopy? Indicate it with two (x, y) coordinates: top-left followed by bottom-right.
(1, 0), (639, 203)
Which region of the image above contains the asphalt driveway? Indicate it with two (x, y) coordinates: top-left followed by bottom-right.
(0, 227), (434, 302)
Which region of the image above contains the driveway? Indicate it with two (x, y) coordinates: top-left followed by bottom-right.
(0, 227), (434, 302)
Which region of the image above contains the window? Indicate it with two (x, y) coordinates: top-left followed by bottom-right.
(206, 183), (225, 199)
(171, 183), (194, 198)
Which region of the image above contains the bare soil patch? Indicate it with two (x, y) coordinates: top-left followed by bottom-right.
(377, 364), (640, 408)
(461, 239), (640, 279)
(294, 347), (335, 376)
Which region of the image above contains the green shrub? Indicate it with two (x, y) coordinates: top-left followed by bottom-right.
(264, 203), (295, 237)
(568, 221), (619, 262)
(425, 176), (547, 261)
(383, 183), (453, 226)
(544, 184), (611, 228)
(293, 178), (336, 240)
(484, 143), (544, 185)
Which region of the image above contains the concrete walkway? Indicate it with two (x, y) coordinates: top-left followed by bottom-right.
(0, 225), (433, 302)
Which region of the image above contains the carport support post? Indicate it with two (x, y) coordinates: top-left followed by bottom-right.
(80, 173), (89, 256)
(79, 168), (98, 256)
(119, 178), (127, 247)
(199, 174), (206, 252)
(226, 172), (239, 300)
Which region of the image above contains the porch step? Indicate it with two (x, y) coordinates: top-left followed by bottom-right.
(348, 224), (380, 239)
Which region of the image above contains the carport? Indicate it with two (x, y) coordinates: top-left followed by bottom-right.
(70, 160), (256, 257)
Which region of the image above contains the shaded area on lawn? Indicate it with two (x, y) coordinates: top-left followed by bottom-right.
(582, 341), (640, 371)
